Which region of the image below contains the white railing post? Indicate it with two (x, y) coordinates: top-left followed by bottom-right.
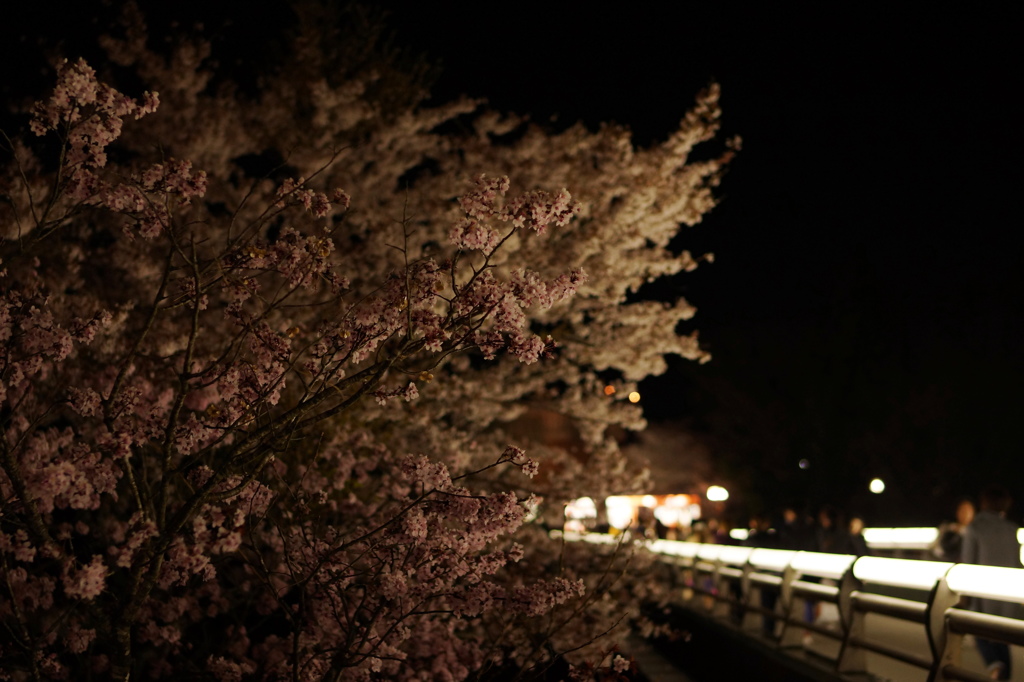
(567, 530), (1024, 680)
(927, 572), (962, 682)
(836, 568), (866, 674)
(738, 561), (759, 633)
(778, 563), (805, 648)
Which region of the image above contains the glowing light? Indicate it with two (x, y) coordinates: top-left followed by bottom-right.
(628, 391), (641, 403)
(649, 540), (702, 558)
(718, 545), (753, 566)
(790, 551), (855, 580)
(653, 506), (678, 526)
(729, 528), (749, 541)
(945, 564), (1024, 603)
(641, 495), (657, 508)
(749, 548), (798, 572)
(603, 385), (616, 396)
(862, 527), (938, 549)
(605, 496), (634, 530)
(564, 497), (597, 520)
(697, 544), (723, 561)
(798, 458), (810, 469)
(706, 485), (729, 502)
(853, 556), (953, 590)
(869, 478), (885, 494)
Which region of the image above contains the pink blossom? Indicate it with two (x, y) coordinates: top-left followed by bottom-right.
(0, 20), (728, 677)
(63, 555), (107, 600)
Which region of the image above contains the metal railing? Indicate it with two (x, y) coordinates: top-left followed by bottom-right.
(559, 532), (1024, 681)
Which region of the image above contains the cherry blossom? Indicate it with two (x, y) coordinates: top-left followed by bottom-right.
(0, 7), (729, 679)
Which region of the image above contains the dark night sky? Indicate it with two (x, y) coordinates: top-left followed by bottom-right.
(4, 2), (1022, 524)
(380, 3), (1024, 523)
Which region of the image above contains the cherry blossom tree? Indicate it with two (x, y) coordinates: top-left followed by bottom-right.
(0, 5), (734, 680)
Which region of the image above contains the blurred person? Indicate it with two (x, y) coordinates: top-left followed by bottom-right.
(743, 514), (779, 549)
(706, 518), (723, 544)
(779, 506), (815, 551)
(962, 485), (1021, 680)
(845, 516), (870, 556)
(932, 497), (976, 562)
(809, 505), (846, 630)
(815, 505), (844, 554)
(688, 520), (710, 544)
(744, 514), (781, 637)
(634, 505), (655, 539)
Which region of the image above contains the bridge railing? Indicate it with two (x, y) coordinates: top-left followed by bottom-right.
(558, 532), (1024, 681)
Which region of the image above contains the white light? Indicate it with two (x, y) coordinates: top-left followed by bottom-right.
(945, 564), (1024, 602)
(653, 506), (679, 526)
(790, 551), (855, 580)
(649, 540), (702, 558)
(706, 485), (729, 502)
(749, 548), (798, 572)
(580, 533), (619, 545)
(564, 497), (597, 520)
(729, 528), (750, 541)
(697, 544), (723, 561)
(605, 496), (634, 530)
(853, 556), (953, 590)
(869, 478), (886, 494)
(862, 527), (939, 550)
(717, 545), (753, 566)
(641, 495), (657, 508)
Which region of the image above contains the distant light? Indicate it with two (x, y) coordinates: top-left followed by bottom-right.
(605, 496), (634, 530)
(564, 497), (597, 520)
(869, 478), (886, 494)
(604, 385), (616, 396)
(729, 528), (749, 541)
(862, 527), (938, 549)
(706, 485), (729, 502)
(653, 505), (678, 526)
(628, 391), (641, 403)
(641, 495), (657, 508)
(798, 459), (810, 470)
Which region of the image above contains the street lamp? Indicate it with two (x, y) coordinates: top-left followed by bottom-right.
(706, 485), (729, 502)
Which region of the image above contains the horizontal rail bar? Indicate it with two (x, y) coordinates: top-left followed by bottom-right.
(749, 572), (783, 588)
(743, 603), (778, 617)
(940, 664), (1001, 682)
(946, 608), (1024, 646)
(783, 617), (843, 641)
(791, 580), (839, 602)
(847, 634), (932, 669)
(851, 591), (928, 623)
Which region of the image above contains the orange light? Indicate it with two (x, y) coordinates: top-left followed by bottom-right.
(628, 391), (640, 403)
(603, 385), (616, 396)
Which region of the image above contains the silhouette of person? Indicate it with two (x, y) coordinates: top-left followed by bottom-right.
(845, 516), (870, 557)
(933, 498), (976, 562)
(962, 485), (1021, 681)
